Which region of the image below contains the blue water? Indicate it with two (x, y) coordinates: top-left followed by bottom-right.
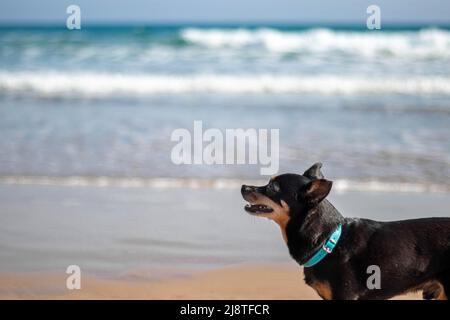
(0, 25), (449, 190)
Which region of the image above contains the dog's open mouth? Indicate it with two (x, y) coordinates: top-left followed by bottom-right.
(244, 203), (274, 214)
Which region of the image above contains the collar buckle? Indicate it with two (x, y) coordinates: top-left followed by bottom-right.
(322, 244), (333, 254)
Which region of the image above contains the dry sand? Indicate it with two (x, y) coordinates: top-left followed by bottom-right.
(0, 264), (421, 300)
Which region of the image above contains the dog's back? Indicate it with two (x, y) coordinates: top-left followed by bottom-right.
(309, 217), (450, 300)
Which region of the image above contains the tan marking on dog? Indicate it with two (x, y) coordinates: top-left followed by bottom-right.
(274, 200), (290, 243)
(402, 280), (447, 300)
(421, 281), (447, 300)
(246, 194), (290, 243)
(310, 280), (333, 300)
(437, 289), (447, 300)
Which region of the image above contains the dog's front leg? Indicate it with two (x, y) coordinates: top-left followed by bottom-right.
(330, 289), (359, 300)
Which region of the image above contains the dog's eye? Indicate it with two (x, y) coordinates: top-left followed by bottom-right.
(268, 182), (280, 193)
(272, 182), (280, 192)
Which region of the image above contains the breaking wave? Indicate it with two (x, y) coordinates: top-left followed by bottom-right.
(180, 27), (450, 57)
(1, 71), (450, 98)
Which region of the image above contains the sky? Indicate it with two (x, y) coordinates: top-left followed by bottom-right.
(0, 0), (449, 25)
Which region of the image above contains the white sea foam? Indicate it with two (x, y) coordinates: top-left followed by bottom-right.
(1, 71), (450, 98)
(181, 27), (450, 57)
(0, 176), (448, 194)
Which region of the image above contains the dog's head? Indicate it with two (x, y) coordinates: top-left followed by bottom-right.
(241, 163), (332, 226)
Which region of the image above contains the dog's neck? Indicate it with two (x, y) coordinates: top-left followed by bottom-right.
(285, 199), (344, 266)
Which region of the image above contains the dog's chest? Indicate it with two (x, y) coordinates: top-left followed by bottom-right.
(304, 269), (333, 300)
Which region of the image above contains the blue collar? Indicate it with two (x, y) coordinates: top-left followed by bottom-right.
(303, 224), (342, 268)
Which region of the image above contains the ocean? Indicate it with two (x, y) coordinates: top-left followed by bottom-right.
(0, 24), (449, 192)
(1, 24), (450, 274)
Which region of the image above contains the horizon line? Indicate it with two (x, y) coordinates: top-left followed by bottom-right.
(1, 19), (450, 28)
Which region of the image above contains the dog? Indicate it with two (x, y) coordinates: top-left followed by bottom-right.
(241, 163), (450, 300)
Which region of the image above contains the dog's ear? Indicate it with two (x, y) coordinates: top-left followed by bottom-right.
(303, 179), (332, 204)
(303, 162), (324, 179)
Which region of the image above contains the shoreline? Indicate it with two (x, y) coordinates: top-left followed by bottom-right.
(0, 177), (448, 194)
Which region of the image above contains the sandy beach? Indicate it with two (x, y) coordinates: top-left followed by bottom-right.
(1, 4), (449, 302)
(1, 183), (447, 299)
(0, 264), (422, 300)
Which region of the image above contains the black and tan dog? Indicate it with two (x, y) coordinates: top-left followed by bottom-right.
(241, 163), (450, 300)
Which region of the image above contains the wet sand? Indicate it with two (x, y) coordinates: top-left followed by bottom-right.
(0, 264), (421, 300)
(0, 183), (447, 299)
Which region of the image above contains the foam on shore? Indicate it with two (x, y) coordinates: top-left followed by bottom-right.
(0, 175), (448, 193)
